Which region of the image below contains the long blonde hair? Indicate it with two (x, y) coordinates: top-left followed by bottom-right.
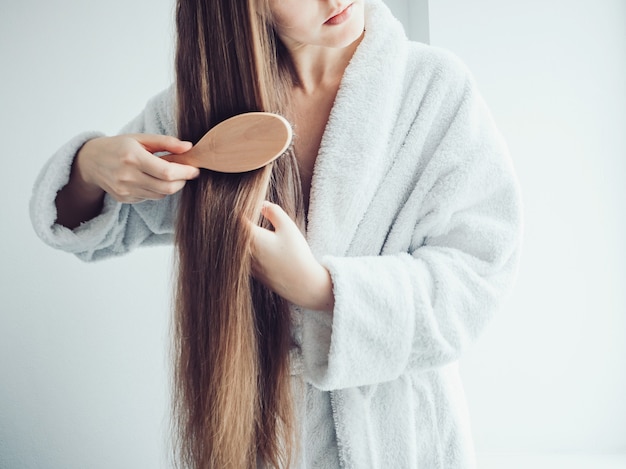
(172, 0), (302, 467)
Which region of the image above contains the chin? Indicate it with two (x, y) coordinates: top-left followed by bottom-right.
(326, 11), (365, 48)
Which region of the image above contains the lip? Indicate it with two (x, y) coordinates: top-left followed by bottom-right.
(324, 3), (354, 25)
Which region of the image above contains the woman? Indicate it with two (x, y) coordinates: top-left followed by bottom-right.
(30, 0), (522, 467)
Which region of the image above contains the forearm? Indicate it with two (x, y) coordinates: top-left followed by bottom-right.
(54, 141), (105, 229)
(304, 263), (335, 312)
(271, 260), (335, 312)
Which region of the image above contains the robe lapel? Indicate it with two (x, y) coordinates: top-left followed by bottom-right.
(306, 0), (409, 258)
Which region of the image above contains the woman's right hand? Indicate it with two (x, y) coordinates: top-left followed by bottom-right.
(76, 133), (200, 204)
(55, 133), (199, 229)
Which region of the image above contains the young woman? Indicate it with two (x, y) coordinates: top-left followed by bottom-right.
(30, 0), (522, 467)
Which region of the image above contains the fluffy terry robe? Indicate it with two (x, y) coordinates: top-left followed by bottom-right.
(30, 0), (522, 467)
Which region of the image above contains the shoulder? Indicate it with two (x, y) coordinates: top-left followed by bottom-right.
(406, 43), (474, 93)
(363, 0), (474, 87)
(119, 85), (177, 136)
(144, 85), (177, 133)
(392, 42), (485, 128)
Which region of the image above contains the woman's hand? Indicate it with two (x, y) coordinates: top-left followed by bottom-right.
(250, 202), (335, 312)
(55, 133), (199, 229)
(76, 133), (199, 203)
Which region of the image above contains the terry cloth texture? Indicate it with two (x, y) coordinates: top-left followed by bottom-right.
(30, 0), (523, 467)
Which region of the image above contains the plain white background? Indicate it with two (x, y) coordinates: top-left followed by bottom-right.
(1, 0), (624, 468)
(427, 0), (626, 463)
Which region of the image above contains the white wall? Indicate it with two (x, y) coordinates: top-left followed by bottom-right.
(1, 1), (177, 467)
(2, 0), (625, 467)
(429, 0), (626, 457)
(384, 0), (430, 43)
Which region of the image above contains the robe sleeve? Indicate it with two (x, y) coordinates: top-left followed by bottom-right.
(29, 88), (178, 261)
(301, 70), (523, 391)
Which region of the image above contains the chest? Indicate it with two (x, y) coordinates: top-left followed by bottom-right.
(291, 89), (338, 209)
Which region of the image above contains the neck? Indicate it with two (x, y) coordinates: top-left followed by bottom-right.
(284, 33), (364, 95)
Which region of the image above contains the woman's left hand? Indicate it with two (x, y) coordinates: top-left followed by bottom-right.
(250, 201), (335, 312)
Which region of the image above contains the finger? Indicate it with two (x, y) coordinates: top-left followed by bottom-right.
(134, 172), (189, 196)
(159, 151), (198, 168)
(260, 201), (291, 231)
(138, 152), (200, 182)
(250, 220), (274, 246)
(132, 133), (193, 155)
(108, 186), (171, 203)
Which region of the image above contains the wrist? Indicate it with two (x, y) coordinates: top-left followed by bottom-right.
(301, 263), (335, 312)
(74, 139), (105, 197)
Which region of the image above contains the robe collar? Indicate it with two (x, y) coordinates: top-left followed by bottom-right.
(306, 0), (409, 258)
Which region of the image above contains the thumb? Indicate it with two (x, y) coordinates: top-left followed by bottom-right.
(260, 201), (292, 231)
(133, 133), (193, 155)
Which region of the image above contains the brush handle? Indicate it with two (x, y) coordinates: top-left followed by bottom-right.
(162, 112), (292, 173)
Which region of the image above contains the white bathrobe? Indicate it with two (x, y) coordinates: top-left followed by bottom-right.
(30, 1), (523, 467)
